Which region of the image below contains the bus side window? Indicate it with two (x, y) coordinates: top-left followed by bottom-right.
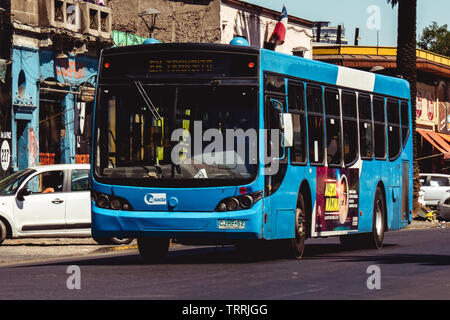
(401, 101), (410, 148)
(306, 85), (324, 165)
(358, 94), (373, 159)
(342, 91), (358, 166)
(265, 96), (284, 162)
(387, 99), (401, 160)
(324, 88), (341, 166)
(373, 97), (386, 159)
(288, 82), (307, 164)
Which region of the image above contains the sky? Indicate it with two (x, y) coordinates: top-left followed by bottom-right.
(243, 0), (450, 47)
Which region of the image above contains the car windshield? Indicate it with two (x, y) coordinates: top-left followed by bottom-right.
(0, 169), (36, 195)
(94, 84), (258, 187)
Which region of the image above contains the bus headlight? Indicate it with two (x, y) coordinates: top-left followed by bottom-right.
(91, 191), (133, 211)
(215, 191), (262, 212)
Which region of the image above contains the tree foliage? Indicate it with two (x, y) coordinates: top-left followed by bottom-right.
(419, 22), (450, 56)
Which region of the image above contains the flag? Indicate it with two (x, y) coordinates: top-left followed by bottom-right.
(269, 5), (288, 46)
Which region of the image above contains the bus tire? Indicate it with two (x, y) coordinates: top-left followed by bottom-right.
(367, 187), (386, 249)
(290, 194), (306, 259)
(340, 187), (385, 250)
(137, 237), (169, 263)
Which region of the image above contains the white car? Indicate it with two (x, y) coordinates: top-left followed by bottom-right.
(419, 173), (450, 208)
(0, 164), (132, 245)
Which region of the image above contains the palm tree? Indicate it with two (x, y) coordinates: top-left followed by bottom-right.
(387, 0), (419, 217)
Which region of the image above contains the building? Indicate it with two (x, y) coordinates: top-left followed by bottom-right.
(313, 45), (450, 173)
(313, 21), (348, 45)
(0, 0), (112, 176)
(110, 0), (315, 58)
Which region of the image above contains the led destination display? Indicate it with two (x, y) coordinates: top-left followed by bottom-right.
(101, 50), (258, 78)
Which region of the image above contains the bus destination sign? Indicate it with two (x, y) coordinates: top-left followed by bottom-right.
(149, 59), (214, 74)
(101, 51), (258, 78)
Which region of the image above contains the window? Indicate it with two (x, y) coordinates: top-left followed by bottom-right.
(342, 91), (358, 166)
(71, 169), (90, 191)
(288, 82), (307, 164)
(387, 99), (401, 160)
(26, 171), (64, 194)
(373, 97), (386, 159)
(401, 101), (410, 147)
(265, 96), (285, 163)
(324, 88), (341, 166)
(430, 176), (450, 187)
(358, 94), (373, 159)
(264, 74), (285, 94)
(306, 85), (324, 164)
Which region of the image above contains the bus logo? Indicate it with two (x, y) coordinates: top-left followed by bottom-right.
(144, 193), (167, 205)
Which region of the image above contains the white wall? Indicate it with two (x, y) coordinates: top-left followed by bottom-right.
(220, 4), (313, 59)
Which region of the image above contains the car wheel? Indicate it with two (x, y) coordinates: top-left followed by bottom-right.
(0, 220), (7, 245)
(110, 237), (133, 245)
(93, 236), (134, 245)
(137, 237), (169, 264)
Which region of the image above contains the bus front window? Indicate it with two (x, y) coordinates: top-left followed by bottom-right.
(94, 84), (258, 186)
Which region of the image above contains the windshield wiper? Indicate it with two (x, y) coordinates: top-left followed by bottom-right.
(133, 80), (162, 121)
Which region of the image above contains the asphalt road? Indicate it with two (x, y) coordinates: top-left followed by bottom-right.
(0, 227), (449, 301)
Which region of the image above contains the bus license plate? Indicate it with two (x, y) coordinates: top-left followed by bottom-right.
(218, 220), (245, 230)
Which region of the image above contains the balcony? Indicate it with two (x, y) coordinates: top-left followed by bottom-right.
(38, 0), (111, 39)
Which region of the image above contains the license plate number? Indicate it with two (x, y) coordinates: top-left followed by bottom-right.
(218, 219), (245, 230)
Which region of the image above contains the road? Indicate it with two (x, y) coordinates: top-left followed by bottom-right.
(0, 227), (449, 301)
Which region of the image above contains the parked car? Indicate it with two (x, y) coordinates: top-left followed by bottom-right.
(0, 164), (132, 245)
(437, 199), (450, 221)
(419, 173), (450, 208)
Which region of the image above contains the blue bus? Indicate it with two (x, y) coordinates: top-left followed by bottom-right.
(90, 41), (413, 262)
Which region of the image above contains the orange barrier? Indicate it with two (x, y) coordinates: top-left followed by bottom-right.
(39, 153), (55, 165)
(75, 154), (90, 164)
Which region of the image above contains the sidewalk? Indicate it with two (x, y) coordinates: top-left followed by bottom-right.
(0, 238), (138, 267)
(404, 219), (449, 230)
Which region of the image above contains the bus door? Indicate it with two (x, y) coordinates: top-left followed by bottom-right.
(400, 101), (411, 226)
(263, 93), (289, 240)
(386, 99), (402, 230)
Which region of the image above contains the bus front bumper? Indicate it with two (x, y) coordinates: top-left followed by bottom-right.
(91, 201), (263, 240)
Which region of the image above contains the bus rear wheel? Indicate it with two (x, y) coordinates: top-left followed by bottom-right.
(137, 237), (169, 263)
(367, 187), (386, 249)
(340, 187), (385, 250)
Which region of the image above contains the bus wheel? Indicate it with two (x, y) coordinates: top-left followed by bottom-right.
(368, 187), (386, 249)
(137, 237), (170, 263)
(340, 187), (385, 250)
(290, 195), (306, 259)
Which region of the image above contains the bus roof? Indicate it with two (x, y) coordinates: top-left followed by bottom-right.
(100, 43), (410, 100)
(260, 48), (411, 100)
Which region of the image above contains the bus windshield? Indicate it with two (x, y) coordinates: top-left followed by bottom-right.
(94, 83), (258, 186)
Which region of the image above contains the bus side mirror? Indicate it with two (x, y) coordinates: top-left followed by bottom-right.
(16, 187), (31, 201)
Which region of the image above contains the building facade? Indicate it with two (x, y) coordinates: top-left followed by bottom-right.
(110, 0), (314, 58)
(0, 0), (111, 176)
(313, 45), (450, 173)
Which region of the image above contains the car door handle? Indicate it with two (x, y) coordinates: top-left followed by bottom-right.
(52, 198), (64, 204)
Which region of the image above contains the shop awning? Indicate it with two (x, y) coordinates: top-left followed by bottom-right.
(417, 129), (450, 159)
